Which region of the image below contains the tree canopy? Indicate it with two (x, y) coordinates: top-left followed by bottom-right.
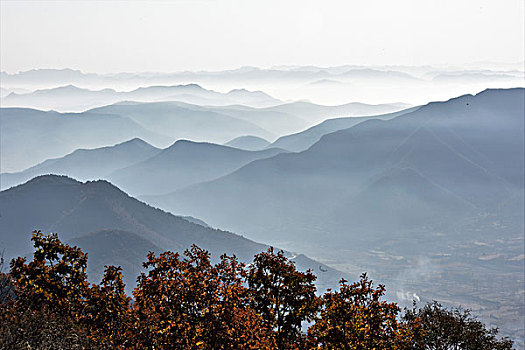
(0, 231), (514, 350)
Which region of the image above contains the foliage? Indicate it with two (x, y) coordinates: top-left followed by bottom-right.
(133, 246), (275, 349)
(247, 247), (321, 349)
(0, 231), (514, 349)
(307, 273), (424, 349)
(9, 231), (89, 315)
(84, 265), (133, 348)
(0, 304), (95, 350)
(402, 301), (514, 350)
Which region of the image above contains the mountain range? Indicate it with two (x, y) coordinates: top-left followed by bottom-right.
(136, 88), (524, 339)
(144, 88), (524, 249)
(107, 140), (287, 196)
(1, 97), (410, 173)
(1, 138), (288, 197)
(1, 84), (523, 341)
(0, 138), (160, 190)
(2, 66), (522, 108)
(0, 107), (169, 173)
(1, 83), (282, 111)
(270, 107), (419, 152)
(0, 175), (343, 293)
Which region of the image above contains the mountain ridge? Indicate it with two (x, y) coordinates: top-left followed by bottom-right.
(0, 175), (344, 292)
(0, 138), (160, 190)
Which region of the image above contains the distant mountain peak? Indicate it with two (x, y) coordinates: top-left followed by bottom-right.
(167, 139), (218, 150)
(21, 174), (79, 188)
(134, 83), (205, 91)
(229, 88), (249, 93)
(119, 137), (150, 147)
(180, 83), (204, 89)
(225, 135), (271, 151)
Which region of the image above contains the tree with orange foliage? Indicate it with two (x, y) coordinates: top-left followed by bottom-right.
(308, 273), (423, 350)
(0, 231), (95, 349)
(0, 231), (511, 350)
(133, 245), (275, 349)
(9, 231), (89, 315)
(247, 247), (321, 349)
(84, 265), (133, 349)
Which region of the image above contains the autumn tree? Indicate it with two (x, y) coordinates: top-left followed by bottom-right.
(308, 273), (423, 349)
(211, 253), (276, 349)
(0, 231), (95, 349)
(133, 245), (275, 349)
(246, 247), (320, 349)
(0, 231), (512, 350)
(402, 301), (513, 350)
(84, 265), (133, 349)
(9, 230), (89, 315)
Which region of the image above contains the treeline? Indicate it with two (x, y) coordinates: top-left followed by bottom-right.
(0, 231), (513, 349)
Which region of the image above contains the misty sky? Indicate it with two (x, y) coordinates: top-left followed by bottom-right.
(1, 0), (524, 73)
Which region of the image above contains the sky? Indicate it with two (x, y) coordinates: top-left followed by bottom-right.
(1, 0), (524, 73)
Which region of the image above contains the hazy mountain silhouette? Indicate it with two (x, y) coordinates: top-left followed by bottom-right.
(192, 101), (407, 137)
(0, 175), (343, 291)
(88, 102), (276, 144)
(307, 79), (345, 86)
(432, 72), (524, 83)
(86, 100), (409, 143)
(0, 68), (91, 87)
(69, 229), (161, 288)
(117, 101), (308, 137)
(0, 67), (420, 87)
(198, 104), (309, 136)
(225, 88), (281, 106)
(0, 138), (160, 190)
(2, 83), (282, 111)
(144, 89), (524, 247)
(261, 101), (411, 124)
(270, 107), (419, 152)
(225, 135), (271, 151)
(0, 107), (169, 172)
(108, 140), (287, 196)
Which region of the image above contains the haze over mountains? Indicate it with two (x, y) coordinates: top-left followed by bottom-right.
(107, 140), (287, 196)
(2, 65), (523, 106)
(147, 88), (523, 245)
(270, 107), (420, 152)
(141, 88), (524, 339)
(0, 107), (169, 172)
(0, 138), (287, 196)
(0, 138), (161, 190)
(0, 98), (407, 172)
(0, 65), (523, 344)
(1, 83), (282, 111)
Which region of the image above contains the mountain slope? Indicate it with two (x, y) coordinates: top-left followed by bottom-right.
(108, 140), (287, 196)
(270, 107), (419, 152)
(69, 229), (161, 288)
(0, 138), (160, 190)
(88, 102), (276, 144)
(204, 104), (308, 136)
(0, 175), (343, 291)
(225, 135), (271, 151)
(0, 107), (169, 172)
(144, 89), (524, 247)
(262, 101), (411, 124)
